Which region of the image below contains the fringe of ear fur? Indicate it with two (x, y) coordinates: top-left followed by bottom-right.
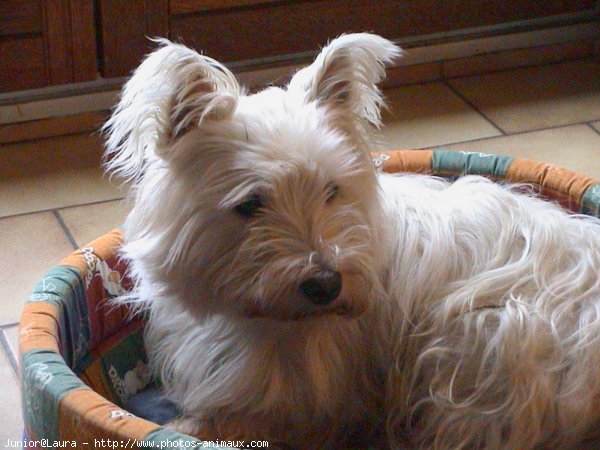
(102, 39), (240, 185)
(289, 33), (403, 130)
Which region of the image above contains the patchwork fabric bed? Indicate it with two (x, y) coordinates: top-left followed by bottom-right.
(19, 150), (600, 449)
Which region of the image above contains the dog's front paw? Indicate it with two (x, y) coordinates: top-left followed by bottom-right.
(166, 416), (212, 439)
(166, 416), (295, 449)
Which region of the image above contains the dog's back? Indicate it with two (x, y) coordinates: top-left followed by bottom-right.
(379, 173), (600, 449)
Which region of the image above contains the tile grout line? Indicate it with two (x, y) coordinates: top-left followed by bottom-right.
(0, 329), (19, 377)
(586, 122), (600, 138)
(52, 209), (80, 250)
(0, 117), (596, 224)
(418, 120), (600, 151)
(0, 197), (126, 221)
(0, 118), (596, 221)
(441, 79), (507, 136)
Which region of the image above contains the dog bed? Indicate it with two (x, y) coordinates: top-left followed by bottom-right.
(20, 150), (600, 449)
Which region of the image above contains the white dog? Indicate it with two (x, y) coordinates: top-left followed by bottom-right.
(104, 34), (600, 449)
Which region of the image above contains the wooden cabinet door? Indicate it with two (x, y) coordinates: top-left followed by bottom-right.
(0, 0), (97, 93)
(98, 0), (597, 79)
(169, 0), (597, 64)
(2, 0), (596, 91)
(97, 0), (168, 78)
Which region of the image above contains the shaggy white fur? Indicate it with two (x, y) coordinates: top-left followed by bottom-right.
(104, 34), (600, 449)
(379, 175), (600, 449)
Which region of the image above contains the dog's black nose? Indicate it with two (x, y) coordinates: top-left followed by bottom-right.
(299, 270), (342, 305)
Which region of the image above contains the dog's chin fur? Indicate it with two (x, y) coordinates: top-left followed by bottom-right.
(104, 34), (600, 449)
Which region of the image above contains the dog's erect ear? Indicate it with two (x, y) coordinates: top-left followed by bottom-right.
(288, 33), (402, 140)
(103, 39), (240, 183)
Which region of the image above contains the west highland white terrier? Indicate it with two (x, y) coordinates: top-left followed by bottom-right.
(103, 34), (600, 449)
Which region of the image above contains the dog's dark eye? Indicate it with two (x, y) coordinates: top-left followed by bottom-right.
(234, 195), (263, 218)
(326, 183), (339, 204)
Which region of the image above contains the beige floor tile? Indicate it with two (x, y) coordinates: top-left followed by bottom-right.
(0, 168), (125, 218)
(380, 82), (501, 150)
(2, 325), (19, 369)
(0, 347), (23, 442)
(0, 212), (74, 326)
(447, 60), (600, 133)
(591, 121), (600, 133)
(437, 124), (600, 179)
(58, 199), (132, 247)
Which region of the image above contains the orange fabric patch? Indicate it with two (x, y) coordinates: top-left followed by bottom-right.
(506, 159), (597, 211)
(20, 302), (61, 355)
(79, 359), (113, 400)
(58, 389), (160, 444)
(60, 229), (124, 277)
(380, 150), (433, 174)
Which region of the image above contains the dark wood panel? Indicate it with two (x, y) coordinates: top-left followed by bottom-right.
(98, 0), (597, 77)
(0, 132), (105, 179)
(0, 0), (43, 37)
(44, 0), (74, 84)
(0, 111), (107, 144)
(0, 0), (99, 92)
(171, 0), (596, 63)
(147, 0), (170, 38)
(99, 0), (169, 78)
(170, 0), (278, 15)
(0, 37), (47, 92)
(70, 0), (98, 82)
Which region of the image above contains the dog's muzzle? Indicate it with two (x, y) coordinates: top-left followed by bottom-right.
(299, 269), (342, 305)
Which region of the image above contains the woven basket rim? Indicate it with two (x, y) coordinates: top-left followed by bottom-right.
(19, 150), (600, 446)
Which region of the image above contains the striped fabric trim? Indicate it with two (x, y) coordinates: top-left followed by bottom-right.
(20, 302), (61, 355)
(432, 150), (514, 179)
(19, 151), (599, 447)
(504, 158), (598, 214)
(22, 350), (90, 443)
(580, 183), (600, 217)
(60, 229), (124, 277)
(374, 149), (432, 174)
(378, 150), (600, 218)
(58, 388), (160, 444)
(19, 229), (238, 447)
(28, 265), (90, 369)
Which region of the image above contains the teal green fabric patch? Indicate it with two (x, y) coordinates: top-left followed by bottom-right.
(22, 350), (89, 442)
(581, 183), (600, 218)
(143, 428), (234, 449)
(29, 265), (91, 370)
(433, 150), (514, 178)
(30, 265), (82, 306)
